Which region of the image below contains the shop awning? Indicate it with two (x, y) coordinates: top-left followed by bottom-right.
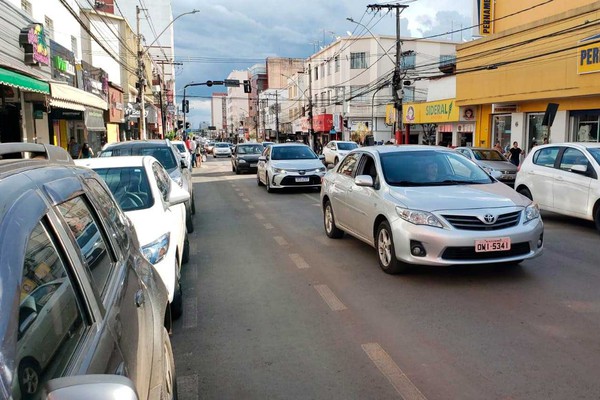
(49, 99), (85, 111)
(50, 82), (107, 110)
(0, 67), (49, 94)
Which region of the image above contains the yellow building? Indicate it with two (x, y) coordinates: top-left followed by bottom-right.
(457, 0), (600, 152)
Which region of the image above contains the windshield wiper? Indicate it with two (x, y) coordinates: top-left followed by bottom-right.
(390, 181), (426, 186)
(436, 179), (484, 185)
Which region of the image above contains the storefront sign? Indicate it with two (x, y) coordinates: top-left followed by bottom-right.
(108, 86), (124, 123)
(50, 40), (76, 86)
(492, 103), (518, 113)
(77, 61), (109, 101)
(19, 24), (50, 66)
(312, 114), (333, 132)
(51, 109), (83, 120)
(478, 0), (494, 36)
(577, 34), (600, 75)
(403, 99), (459, 124)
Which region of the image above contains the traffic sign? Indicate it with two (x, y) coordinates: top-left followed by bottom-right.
(224, 79), (240, 87)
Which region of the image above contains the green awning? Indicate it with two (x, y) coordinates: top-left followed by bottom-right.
(0, 67), (49, 95)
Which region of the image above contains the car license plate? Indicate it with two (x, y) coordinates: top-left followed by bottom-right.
(475, 237), (511, 252)
(250, 163), (257, 167)
(295, 177), (310, 183)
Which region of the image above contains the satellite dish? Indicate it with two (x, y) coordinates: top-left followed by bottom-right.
(346, 31), (353, 37)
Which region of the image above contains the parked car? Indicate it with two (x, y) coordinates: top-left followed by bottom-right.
(261, 141), (274, 150)
(76, 156), (190, 319)
(515, 142), (600, 231)
(257, 143), (327, 192)
(322, 140), (359, 166)
(213, 142), (232, 158)
(98, 139), (195, 232)
(0, 143), (176, 400)
(321, 145), (544, 273)
(232, 143), (264, 174)
(172, 140), (192, 171)
(454, 147), (518, 187)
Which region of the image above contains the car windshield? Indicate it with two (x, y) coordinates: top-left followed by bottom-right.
(93, 167), (153, 211)
(174, 143), (186, 153)
(216, 143), (230, 148)
(271, 146), (317, 160)
(472, 149), (506, 161)
(338, 142), (358, 151)
(381, 150), (493, 186)
(237, 145), (263, 154)
(588, 148), (600, 165)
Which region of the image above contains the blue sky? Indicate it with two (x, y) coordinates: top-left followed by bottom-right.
(171, 0), (474, 128)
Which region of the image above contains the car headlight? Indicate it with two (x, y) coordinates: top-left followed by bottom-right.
(482, 166), (494, 174)
(395, 207), (443, 228)
(273, 168), (287, 174)
(238, 159), (247, 164)
(524, 203), (540, 222)
(314, 167), (326, 173)
(141, 233), (170, 264)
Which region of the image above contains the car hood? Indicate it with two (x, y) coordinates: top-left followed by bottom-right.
(388, 183), (531, 211)
(476, 160), (518, 172)
(271, 159), (323, 170)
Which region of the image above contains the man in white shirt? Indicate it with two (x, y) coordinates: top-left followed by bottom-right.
(189, 136), (197, 167)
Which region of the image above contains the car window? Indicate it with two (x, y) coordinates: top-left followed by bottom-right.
(16, 221), (87, 399)
(532, 147), (560, 167)
(271, 146), (317, 160)
(559, 148), (589, 171)
(473, 149), (505, 161)
(93, 167), (153, 211)
(237, 145), (263, 154)
(57, 197), (113, 295)
(337, 142), (358, 151)
(357, 155), (379, 184)
(216, 143), (230, 148)
(174, 143), (186, 153)
(85, 178), (131, 255)
(139, 147), (177, 170)
(588, 148), (600, 165)
(337, 153), (361, 177)
(153, 161), (171, 202)
(327, 142), (335, 149)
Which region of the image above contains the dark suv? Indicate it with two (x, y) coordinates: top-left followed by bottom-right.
(99, 139), (195, 232)
(0, 143), (176, 400)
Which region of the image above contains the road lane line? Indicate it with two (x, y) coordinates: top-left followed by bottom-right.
(303, 193), (320, 203)
(248, 205), (255, 209)
(177, 374), (199, 400)
(242, 198), (250, 202)
(238, 192), (245, 197)
(314, 284), (346, 311)
(255, 213), (265, 220)
(362, 343), (428, 400)
(234, 188), (240, 191)
(274, 236), (288, 246)
(289, 253), (310, 269)
(264, 223), (274, 230)
(182, 296), (198, 329)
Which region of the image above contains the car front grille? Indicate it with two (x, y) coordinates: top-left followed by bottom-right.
(442, 211), (521, 231)
(280, 175), (321, 186)
(441, 242), (531, 261)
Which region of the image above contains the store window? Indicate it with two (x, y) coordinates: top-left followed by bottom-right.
(574, 114), (600, 142)
(527, 113), (545, 152)
(493, 115), (512, 151)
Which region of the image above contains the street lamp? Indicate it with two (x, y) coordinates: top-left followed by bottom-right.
(137, 9), (199, 140)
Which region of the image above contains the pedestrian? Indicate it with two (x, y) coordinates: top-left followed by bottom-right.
(543, 137), (549, 144)
(494, 140), (504, 153)
(80, 143), (94, 158)
(189, 136), (197, 167)
(316, 140), (323, 155)
(508, 141), (524, 166)
(68, 137), (81, 159)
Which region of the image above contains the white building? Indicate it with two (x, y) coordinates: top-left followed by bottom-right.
(225, 70), (250, 140)
(258, 88), (289, 142)
(210, 92), (227, 139)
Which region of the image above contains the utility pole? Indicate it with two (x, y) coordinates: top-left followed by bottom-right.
(136, 6), (147, 140)
(367, 3), (408, 143)
(307, 64), (315, 151)
(275, 90), (280, 143)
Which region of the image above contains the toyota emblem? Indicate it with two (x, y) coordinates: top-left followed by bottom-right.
(483, 214), (496, 224)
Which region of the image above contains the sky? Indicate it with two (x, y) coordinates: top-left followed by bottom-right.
(171, 0), (474, 129)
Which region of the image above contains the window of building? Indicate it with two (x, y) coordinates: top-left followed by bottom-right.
(573, 114), (600, 142)
(350, 52), (368, 69)
(350, 86), (367, 103)
(493, 115), (512, 152)
(71, 35), (78, 59)
(335, 56), (340, 72)
(44, 16), (54, 40)
(439, 55), (456, 68)
(401, 53), (416, 70)
(315, 66), (319, 81)
(403, 86), (415, 102)
(327, 61), (331, 76)
(327, 90), (331, 106)
(21, 0), (32, 15)
(527, 113), (545, 152)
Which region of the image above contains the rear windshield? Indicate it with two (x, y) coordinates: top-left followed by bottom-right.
(237, 145), (263, 154)
(216, 143), (230, 148)
(338, 142), (358, 151)
(102, 146), (177, 170)
(472, 149), (506, 161)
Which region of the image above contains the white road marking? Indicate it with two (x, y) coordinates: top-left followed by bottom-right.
(362, 343), (428, 400)
(177, 374), (199, 400)
(242, 198), (250, 202)
(248, 205), (255, 209)
(183, 296), (198, 329)
(317, 236), (331, 247)
(255, 213), (265, 220)
(264, 223), (274, 230)
(234, 188), (240, 191)
(303, 193), (320, 202)
(314, 284), (346, 311)
(274, 236), (288, 246)
(289, 253), (310, 269)
(238, 192), (245, 197)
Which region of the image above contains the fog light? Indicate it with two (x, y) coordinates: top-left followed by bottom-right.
(537, 233), (544, 248)
(410, 240), (426, 257)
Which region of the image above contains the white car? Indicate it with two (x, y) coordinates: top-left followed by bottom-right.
(257, 143), (327, 192)
(322, 140), (359, 166)
(515, 142), (600, 231)
(172, 140), (192, 170)
(76, 156), (190, 318)
(213, 142), (232, 157)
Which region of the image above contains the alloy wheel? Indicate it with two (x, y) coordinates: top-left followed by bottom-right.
(378, 228), (393, 267)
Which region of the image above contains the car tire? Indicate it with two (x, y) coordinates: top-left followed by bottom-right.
(324, 201), (344, 238)
(235, 165), (240, 175)
(18, 359), (41, 397)
(182, 233), (190, 264)
(594, 206), (600, 233)
(376, 221), (409, 274)
(266, 173), (274, 193)
(232, 164), (235, 172)
(518, 187), (533, 201)
(186, 213), (194, 233)
(161, 327), (178, 400)
(257, 174), (264, 186)
(172, 274), (183, 320)
(191, 194), (196, 215)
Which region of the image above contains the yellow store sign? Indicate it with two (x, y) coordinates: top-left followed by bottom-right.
(578, 34), (600, 74)
(478, 0), (494, 36)
(404, 99), (459, 124)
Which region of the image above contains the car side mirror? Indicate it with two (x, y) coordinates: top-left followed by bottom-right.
(258, 156), (267, 162)
(168, 181), (190, 206)
(570, 164), (588, 175)
(43, 375), (138, 400)
(318, 155), (325, 161)
(355, 174), (374, 187)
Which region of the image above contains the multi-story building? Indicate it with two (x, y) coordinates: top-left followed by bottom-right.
(456, 0), (600, 153)
(248, 63), (268, 140)
(225, 70), (250, 141)
(258, 88), (289, 142)
(211, 92), (227, 139)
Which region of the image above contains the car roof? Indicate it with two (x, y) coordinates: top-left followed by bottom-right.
(356, 144), (454, 155)
(75, 156), (152, 169)
(331, 140), (356, 143)
(455, 147), (500, 151)
(270, 143), (309, 148)
(532, 142), (600, 150)
(102, 140), (171, 150)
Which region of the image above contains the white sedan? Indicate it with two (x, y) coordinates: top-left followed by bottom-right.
(213, 142), (232, 157)
(322, 140), (358, 166)
(76, 156), (190, 318)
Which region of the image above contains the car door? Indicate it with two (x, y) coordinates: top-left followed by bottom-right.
(552, 147), (593, 218)
(323, 142), (335, 164)
(524, 146), (561, 208)
(328, 153), (362, 230)
(345, 154), (381, 241)
(258, 145), (271, 183)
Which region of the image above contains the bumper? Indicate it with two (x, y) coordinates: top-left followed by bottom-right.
(214, 152), (231, 157)
(270, 172), (325, 188)
(236, 161), (259, 172)
(391, 216), (544, 266)
(149, 250), (178, 302)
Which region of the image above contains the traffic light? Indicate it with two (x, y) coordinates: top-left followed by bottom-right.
(185, 122), (190, 129)
(177, 121), (183, 129)
(243, 80), (251, 94)
(182, 99), (189, 113)
(343, 119), (348, 128)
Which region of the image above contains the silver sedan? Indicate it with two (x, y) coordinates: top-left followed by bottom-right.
(320, 145), (544, 273)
